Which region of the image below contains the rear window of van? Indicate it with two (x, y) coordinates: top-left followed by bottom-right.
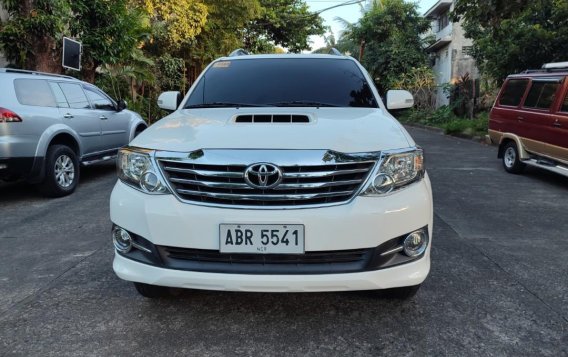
(498, 79), (529, 107)
(523, 80), (561, 110)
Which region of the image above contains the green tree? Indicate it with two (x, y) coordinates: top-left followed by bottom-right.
(244, 0), (325, 53)
(347, 0), (430, 93)
(452, 0), (568, 82)
(0, 0), (70, 72)
(69, 0), (150, 83)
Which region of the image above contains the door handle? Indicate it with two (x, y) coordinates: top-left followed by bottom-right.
(517, 116), (525, 121)
(553, 120), (562, 127)
(63, 113), (74, 119)
(99, 115), (108, 120)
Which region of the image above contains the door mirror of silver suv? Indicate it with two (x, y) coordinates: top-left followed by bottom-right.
(386, 90), (414, 110)
(157, 91), (181, 111)
(117, 99), (128, 112)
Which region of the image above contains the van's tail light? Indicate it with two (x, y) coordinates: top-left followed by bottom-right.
(0, 107), (23, 122)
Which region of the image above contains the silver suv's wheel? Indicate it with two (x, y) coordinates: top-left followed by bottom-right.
(37, 145), (80, 197)
(502, 141), (525, 174)
(54, 154), (75, 188)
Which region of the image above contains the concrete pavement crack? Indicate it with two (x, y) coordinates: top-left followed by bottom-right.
(435, 212), (568, 325)
(0, 242), (105, 323)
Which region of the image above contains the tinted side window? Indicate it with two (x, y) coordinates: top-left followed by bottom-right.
(14, 79), (57, 107)
(48, 82), (69, 108)
(84, 86), (115, 110)
(499, 79), (528, 106)
(523, 80), (560, 110)
(58, 83), (91, 109)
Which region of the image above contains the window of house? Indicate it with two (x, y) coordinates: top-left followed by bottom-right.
(523, 80), (561, 110)
(498, 79), (529, 107)
(462, 46), (473, 57)
(438, 11), (449, 31)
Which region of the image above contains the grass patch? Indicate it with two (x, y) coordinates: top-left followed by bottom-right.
(396, 107), (489, 139)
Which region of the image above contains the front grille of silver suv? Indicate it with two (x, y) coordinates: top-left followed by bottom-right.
(156, 150), (377, 208)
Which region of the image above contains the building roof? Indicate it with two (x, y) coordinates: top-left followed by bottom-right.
(424, 0), (452, 19)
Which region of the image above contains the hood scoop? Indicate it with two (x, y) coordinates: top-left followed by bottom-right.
(234, 114), (311, 123)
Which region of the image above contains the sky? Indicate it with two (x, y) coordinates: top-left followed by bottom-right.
(306, 0), (439, 51)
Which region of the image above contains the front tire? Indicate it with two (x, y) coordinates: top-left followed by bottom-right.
(134, 282), (171, 298)
(37, 145), (79, 197)
(502, 141), (525, 174)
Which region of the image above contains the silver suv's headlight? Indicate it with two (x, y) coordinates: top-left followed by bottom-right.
(117, 147), (170, 194)
(361, 148), (424, 196)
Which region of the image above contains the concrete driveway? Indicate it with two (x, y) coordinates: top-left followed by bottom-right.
(1, 127), (567, 356)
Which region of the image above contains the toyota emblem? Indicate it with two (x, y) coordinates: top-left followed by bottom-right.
(244, 163), (282, 189)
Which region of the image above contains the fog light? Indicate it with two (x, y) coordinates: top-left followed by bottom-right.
(403, 229), (428, 257)
(113, 227), (132, 253)
(371, 173), (394, 194)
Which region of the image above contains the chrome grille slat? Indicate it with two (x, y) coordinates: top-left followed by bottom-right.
(158, 154), (376, 208)
(163, 166), (244, 178)
(176, 189), (354, 201)
(274, 179), (363, 190)
(282, 168), (369, 178)
(170, 177), (253, 189)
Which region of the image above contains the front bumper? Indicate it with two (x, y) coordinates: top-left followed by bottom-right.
(113, 251), (430, 292)
(110, 174), (433, 292)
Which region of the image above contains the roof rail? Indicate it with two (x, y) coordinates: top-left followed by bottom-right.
(0, 68), (75, 80)
(228, 49), (250, 57)
(542, 61), (568, 70)
(329, 48), (342, 56)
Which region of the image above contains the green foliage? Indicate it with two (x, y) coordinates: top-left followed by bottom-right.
(346, 0), (430, 93)
(453, 0), (568, 82)
(244, 0), (326, 53)
(69, 0), (150, 82)
(156, 54), (186, 92)
(397, 107), (489, 138)
(0, 0), (70, 71)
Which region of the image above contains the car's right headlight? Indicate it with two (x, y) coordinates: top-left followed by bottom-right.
(117, 147), (170, 194)
(360, 148), (424, 196)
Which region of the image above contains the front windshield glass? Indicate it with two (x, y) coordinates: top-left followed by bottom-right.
(184, 58), (378, 108)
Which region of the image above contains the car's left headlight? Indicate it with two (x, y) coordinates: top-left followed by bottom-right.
(361, 148), (424, 196)
(117, 147), (170, 194)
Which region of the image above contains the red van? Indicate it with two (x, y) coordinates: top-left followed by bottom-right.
(489, 62), (568, 177)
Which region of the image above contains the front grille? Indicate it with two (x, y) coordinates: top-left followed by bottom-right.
(157, 246), (373, 274)
(159, 160), (375, 207)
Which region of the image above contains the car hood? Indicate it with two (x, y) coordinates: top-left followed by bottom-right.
(132, 108), (413, 153)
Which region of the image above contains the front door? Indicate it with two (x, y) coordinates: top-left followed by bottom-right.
(52, 82), (102, 155)
(83, 85), (130, 150)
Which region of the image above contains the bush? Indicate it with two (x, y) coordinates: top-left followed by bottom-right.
(396, 108), (489, 139)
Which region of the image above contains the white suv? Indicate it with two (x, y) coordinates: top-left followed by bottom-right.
(110, 52), (433, 299)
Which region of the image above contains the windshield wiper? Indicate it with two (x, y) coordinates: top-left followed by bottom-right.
(186, 102), (269, 108)
(268, 100), (339, 107)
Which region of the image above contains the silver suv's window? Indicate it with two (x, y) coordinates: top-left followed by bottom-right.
(14, 79), (57, 107)
(48, 82), (70, 108)
(58, 82), (91, 109)
(84, 86), (115, 110)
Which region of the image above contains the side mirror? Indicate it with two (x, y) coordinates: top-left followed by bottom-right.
(386, 90), (414, 110)
(116, 99), (128, 112)
(157, 91), (182, 111)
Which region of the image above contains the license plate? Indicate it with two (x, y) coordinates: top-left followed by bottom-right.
(219, 224), (305, 254)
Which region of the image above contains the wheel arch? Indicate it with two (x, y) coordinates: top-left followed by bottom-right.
(497, 133), (529, 160)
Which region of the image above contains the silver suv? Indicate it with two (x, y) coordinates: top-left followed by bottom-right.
(0, 69), (147, 196)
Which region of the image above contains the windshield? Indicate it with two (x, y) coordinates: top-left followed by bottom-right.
(184, 58), (379, 108)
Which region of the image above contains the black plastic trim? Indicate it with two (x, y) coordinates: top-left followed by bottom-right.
(114, 226), (428, 275)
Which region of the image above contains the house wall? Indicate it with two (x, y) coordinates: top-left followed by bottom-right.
(425, 1), (480, 107)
